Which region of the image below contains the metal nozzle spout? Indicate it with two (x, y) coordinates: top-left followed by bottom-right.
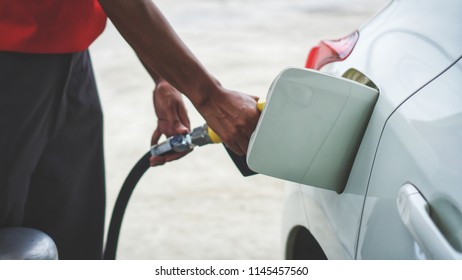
(189, 124), (214, 146)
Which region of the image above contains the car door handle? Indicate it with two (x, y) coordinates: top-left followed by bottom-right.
(397, 184), (462, 259)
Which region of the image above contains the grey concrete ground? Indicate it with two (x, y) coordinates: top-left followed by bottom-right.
(90, 0), (388, 259)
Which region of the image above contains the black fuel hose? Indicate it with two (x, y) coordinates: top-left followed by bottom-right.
(103, 151), (151, 260)
(102, 145), (255, 259)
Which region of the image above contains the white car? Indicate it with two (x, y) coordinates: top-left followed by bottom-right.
(278, 0), (462, 259)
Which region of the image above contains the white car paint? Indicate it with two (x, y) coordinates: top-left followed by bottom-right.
(282, 0), (462, 259)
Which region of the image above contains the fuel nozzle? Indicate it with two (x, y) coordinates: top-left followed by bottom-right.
(150, 124), (220, 156)
(150, 99), (265, 177)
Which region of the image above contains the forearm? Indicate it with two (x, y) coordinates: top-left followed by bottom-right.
(139, 57), (161, 84)
(98, 0), (220, 107)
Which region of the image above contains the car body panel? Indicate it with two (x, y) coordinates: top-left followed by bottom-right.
(282, 0), (462, 259)
(358, 57), (462, 259)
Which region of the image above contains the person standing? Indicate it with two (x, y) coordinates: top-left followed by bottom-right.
(0, 0), (260, 259)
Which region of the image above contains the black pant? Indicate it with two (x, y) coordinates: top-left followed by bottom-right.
(0, 51), (105, 259)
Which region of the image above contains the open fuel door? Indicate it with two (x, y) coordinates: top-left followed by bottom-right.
(247, 67), (378, 193)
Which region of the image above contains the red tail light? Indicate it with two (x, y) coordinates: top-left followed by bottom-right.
(305, 31), (359, 70)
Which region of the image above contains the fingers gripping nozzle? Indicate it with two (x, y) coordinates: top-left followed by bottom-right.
(151, 99), (265, 157)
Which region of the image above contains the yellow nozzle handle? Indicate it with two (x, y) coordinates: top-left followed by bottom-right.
(207, 126), (222, 144)
(257, 98), (266, 111)
(207, 98), (266, 144)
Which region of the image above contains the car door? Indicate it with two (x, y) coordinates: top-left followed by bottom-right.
(357, 57), (462, 259)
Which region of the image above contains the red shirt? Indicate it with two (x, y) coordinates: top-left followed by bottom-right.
(0, 0), (107, 53)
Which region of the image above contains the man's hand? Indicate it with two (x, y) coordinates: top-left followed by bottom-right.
(150, 80), (191, 166)
(198, 87), (261, 156)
